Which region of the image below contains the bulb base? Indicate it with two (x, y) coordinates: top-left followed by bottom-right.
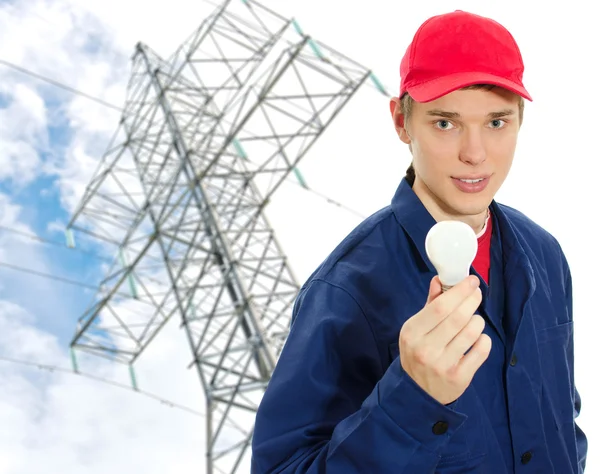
(441, 284), (453, 292)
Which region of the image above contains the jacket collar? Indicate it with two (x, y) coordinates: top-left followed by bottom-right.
(390, 177), (535, 297)
(390, 177), (437, 273)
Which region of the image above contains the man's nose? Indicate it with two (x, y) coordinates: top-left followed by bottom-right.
(459, 129), (487, 165)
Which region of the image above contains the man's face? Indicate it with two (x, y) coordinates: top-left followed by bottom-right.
(392, 87), (521, 226)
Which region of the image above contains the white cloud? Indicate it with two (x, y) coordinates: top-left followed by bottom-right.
(0, 300), (211, 474)
(0, 84), (48, 185)
(0, 301), (58, 361)
(50, 138), (107, 222)
(46, 220), (65, 235)
(0, 193), (42, 261)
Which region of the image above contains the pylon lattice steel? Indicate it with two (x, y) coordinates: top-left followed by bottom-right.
(67, 0), (377, 472)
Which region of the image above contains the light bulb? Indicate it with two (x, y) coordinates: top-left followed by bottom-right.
(425, 220), (478, 292)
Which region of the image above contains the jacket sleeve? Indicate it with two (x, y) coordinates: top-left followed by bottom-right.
(251, 279), (468, 473)
(564, 263), (588, 473)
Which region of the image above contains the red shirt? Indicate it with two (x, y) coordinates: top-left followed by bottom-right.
(472, 209), (493, 284)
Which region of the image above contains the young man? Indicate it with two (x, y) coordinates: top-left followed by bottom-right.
(251, 10), (588, 473)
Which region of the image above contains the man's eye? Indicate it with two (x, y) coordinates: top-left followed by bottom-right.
(435, 120), (454, 130)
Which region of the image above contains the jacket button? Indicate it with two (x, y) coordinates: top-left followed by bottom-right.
(432, 421), (448, 435)
(510, 354), (518, 366)
(521, 451), (532, 464)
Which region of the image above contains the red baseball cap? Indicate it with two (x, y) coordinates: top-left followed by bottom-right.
(399, 10), (532, 102)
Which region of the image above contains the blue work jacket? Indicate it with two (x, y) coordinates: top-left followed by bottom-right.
(252, 178), (588, 473)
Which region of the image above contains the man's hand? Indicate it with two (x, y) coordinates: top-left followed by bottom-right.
(398, 275), (491, 406)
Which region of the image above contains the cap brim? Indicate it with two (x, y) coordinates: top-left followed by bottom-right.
(406, 71), (532, 102)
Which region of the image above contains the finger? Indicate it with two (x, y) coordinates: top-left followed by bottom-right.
(410, 276), (480, 336)
(427, 285), (482, 343)
(455, 333), (492, 382)
(439, 314), (486, 371)
(418, 288), (482, 363)
(425, 275), (443, 306)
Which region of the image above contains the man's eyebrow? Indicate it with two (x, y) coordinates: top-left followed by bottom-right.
(425, 109), (460, 119)
(425, 108), (517, 119)
(487, 109), (516, 119)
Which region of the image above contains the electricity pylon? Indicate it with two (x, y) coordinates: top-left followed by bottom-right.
(67, 0), (383, 472)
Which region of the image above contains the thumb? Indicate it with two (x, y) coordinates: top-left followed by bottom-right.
(426, 275), (443, 305)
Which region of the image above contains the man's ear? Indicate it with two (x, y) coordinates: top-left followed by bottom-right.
(389, 98), (404, 128)
(389, 97), (411, 145)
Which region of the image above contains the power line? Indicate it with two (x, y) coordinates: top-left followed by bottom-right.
(0, 225), (113, 262)
(0, 355), (204, 417)
(0, 261), (103, 291)
(0, 354), (249, 433)
(0, 58), (123, 112)
(298, 184), (366, 219)
(0, 260), (138, 301)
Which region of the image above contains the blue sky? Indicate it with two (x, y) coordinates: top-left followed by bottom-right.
(0, 0), (598, 472)
(0, 78), (105, 345)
